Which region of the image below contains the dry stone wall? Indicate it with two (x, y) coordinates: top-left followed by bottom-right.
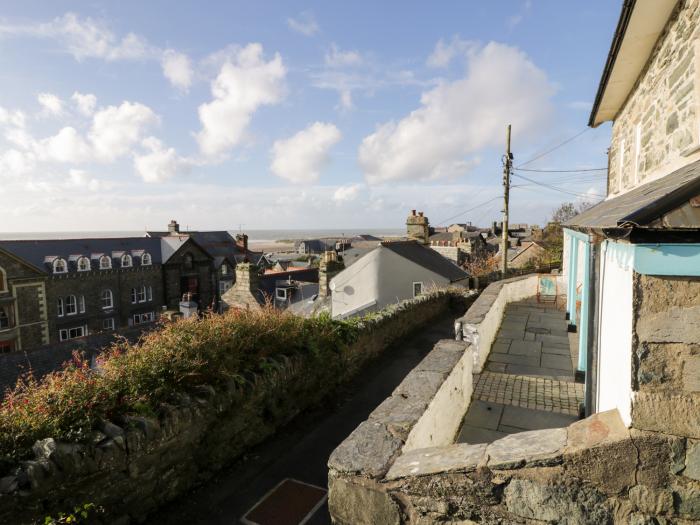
(609, 0), (700, 196)
(0, 289), (474, 524)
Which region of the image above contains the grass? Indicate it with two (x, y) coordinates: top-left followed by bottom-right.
(0, 307), (359, 462)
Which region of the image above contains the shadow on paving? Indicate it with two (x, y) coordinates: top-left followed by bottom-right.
(145, 314), (458, 525)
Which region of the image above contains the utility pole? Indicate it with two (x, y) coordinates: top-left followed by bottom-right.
(501, 124), (512, 275)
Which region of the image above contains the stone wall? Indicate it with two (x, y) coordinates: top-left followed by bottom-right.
(0, 288), (475, 524)
(609, 0), (700, 196)
(631, 274), (700, 440)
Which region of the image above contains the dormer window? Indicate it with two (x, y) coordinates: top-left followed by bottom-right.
(221, 264), (229, 276)
(184, 253), (194, 270)
(53, 258), (67, 274)
(99, 256), (112, 270)
(142, 252), (152, 266)
(77, 257), (90, 272)
(121, 254), (132, 268)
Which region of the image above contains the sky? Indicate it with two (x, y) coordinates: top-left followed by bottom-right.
(0, 1), (621, 232)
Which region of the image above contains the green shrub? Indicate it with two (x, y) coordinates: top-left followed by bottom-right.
(0, 306), (356, 461)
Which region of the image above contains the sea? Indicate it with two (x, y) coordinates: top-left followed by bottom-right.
(0, 228), (405, 243)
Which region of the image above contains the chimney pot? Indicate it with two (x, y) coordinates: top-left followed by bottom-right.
(418, 211), (424, 217)
(411, 209), (416, 216)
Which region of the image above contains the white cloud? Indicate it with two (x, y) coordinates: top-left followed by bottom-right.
(89, 101), (158, 161)
(37, 92), (64, 116)
(359, 42), (555, 185)
(39, 126), (92, 163)
(134, 136), (190, 183)
(507, 0), (533, 29)
(68, 169), (102, 191)
(333, 183), (364, 203)
(0, 107), (26, 128)
(161, 49), (193, 92)
(286, 11), (319, 36)
(325, 44), (363, 67)
(426, 36), (475, 68)
(71, 92), (97, 116)
(0, 13), (152, 61)
(568, 100), (592, 111)
(270, 122), (341, 184)
(196, 43), (286, 157)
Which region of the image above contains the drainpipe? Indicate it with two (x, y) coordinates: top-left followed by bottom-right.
(585, 240), (600, 417)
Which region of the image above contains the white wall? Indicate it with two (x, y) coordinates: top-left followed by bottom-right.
(330, 246), (452, 319)
(596, 240), (634, 426)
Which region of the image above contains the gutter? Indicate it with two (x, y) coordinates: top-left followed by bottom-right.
(588, 0), (637, 127)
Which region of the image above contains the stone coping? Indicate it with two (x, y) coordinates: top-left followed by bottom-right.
(328, 339), (472, 479)
(385, 409), (627, 480)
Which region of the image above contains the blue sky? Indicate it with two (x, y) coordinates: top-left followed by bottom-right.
(0, 1), (620, 232)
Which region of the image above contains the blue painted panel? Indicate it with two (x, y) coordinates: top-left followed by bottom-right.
(634, 244), (700, 276)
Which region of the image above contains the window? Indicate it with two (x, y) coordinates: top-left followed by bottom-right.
(53, 258), (67, 274)
(142, 252), (152, 266)
(634, 123), (642, 185)
(219, 281), (231, 294)
(65, 295), (77, 315)
(79, 295), (86, 314)
(101, 289), (113, 309)
(184, 253), (194, 270)
(131, 286), (146, 304)
(0, 266), (6, 292)
(102, 318), (115, 331)
(121, 254), (132, 268)
(57, 297), (64, 317)
(618, 138), (625, 193)
(0, 307), (10, 329)
(413, 282), (423, 298)
(59, 325), (87, 341)
(132, 312), (155, 325)
(221, 264), (229, 276)
(147, 285), (153, 302)
(77, 257), (90, 272)
(0, 341), (12, 353)
(99, 256), (112, 270)
(276, 288), (287, 300)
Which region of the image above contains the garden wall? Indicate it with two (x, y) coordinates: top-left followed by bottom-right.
(0, 289), (475, 524)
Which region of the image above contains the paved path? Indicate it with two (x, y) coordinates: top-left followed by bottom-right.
(457, 298), (583, 444)
(146, 315), (458, 525)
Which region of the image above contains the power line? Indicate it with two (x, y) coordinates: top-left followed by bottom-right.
(516, 127), (591, 168)
(515, 167), (607, 173)
(512, 172), (604, 199)
(435, 196), (502, 226)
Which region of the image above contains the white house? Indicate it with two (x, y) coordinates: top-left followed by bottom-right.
(330, 241), (468, 319)
(564, 0), (700, 435)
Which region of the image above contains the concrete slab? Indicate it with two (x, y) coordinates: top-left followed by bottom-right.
(486, 428), (567, 469)
(499, 328), (526, 339)
(492, 341), (511, 354)
(541, 345), (570, 356)
(462, 400), (503, 431)
(500, 406), (577, 431)
(485, 362), (507, 373)
(541, 354), (574, 371)
(505, 364), (573, 381)
(508, 340), (542, 356)
(536, 334), (571, 346)
(489, 353), (540, 367)
(385, 443), (487, 480)
(457, 425), (508, 445)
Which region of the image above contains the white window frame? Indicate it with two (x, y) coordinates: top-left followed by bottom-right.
(132, 286), (146, 303)
(102, 318), (115, 331)
(221, 264), (228, 276)
(59, 325), (87, 342)
(99, 256), (112, 270)
(147, 285), (153, 302)
(634, 123), (642, 185)
(618, 138), (625, 193)
(79, 295), (86, 314)
(77, 257), (90, 272)
(65, 295), (77, 315)
(101, 289), (113, 309)
(142, 252), (152, 266)
(53, 258), (67, 274)
(57, 297), (64, 317)
(276, 288), (287, 300)
(121, 254), (132, 268)
(0, 307), (10, 330)
(219, 281), (231, 294)
(132, 312), (155, 325)
(412, 281), (423, 298)
(0, 266), (7, 293)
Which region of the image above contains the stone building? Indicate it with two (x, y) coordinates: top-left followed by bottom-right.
(0, 247), (49, 352)
(406, 209), (430, 244)
(159, 235), (215, 311)
(0, 238), (164, 347)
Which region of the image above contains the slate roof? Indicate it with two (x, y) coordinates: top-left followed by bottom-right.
(381, 241), (468, 282)
(566, 159), (700, 229)
(148, 230), (263, 266)
(0, 237), (162, 273)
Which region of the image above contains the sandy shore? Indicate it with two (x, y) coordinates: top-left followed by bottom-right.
(248, 240), (295, 254)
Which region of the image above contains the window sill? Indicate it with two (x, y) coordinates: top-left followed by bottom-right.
(682, 143), (700, 157)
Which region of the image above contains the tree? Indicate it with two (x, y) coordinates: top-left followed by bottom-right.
(535, 201), (597, 266)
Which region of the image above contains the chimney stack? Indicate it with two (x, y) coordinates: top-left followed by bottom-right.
(168, 220), (180, 234)
(406, 210), (430, 245)
(235, 233), (249, 251)
(319, 250), (344, 298)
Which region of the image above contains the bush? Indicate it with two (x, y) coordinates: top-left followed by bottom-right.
(0, 307), (356, 461)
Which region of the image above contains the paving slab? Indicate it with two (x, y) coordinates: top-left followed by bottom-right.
(505, 364), (573, 381)
(500, 405), (577, 431)
(487, 427), (567, 469)
(541, 354), (574, 371)
(457, 425), (508, 445)
(489, 353), (540, 367)
(508, 340), (542, 356)
(542, 345), (570, 356)
(462, 400), (503, 431)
